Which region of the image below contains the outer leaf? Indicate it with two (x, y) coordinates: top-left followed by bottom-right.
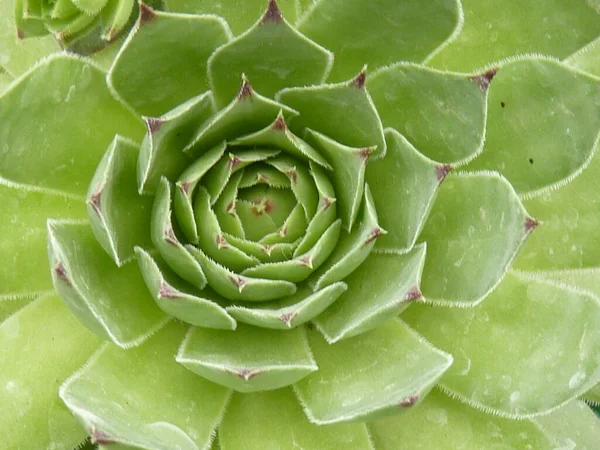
(515, 149), (600, 270)
(428, 0), (600, 72)
(467, 58), (600, 195)
(48, 221), (169, 348)
(164, 0), (299, 35)
(368, 64), (488, 164)
(403, 271), (600, 417)
(314, 244), (426, 343)
(60, 323), (231, 450)
(135, 248), (236, 330)
(1, 294), (101, 450)
(566, 36), (600, 77)
(366, 129), (446, 252)
(87, 136), (153, 265)
(369, 389), (553, 450)
(219, 389), (374, 450)
(277, 70), (386, 158)
(294, 318), (452, 424)
(208, 0), (332, 108)
(108, 8), (232, 116)
(0, 54), (144, 196)
(532, 400), (600, 448)
(297, 0), (460, 81)
(226, 282), (347, 330)
(0, 296), (33, 323)
(177, 324), (316, 392)
(0, 182), (85, 299)
(418, 172), (532, 306)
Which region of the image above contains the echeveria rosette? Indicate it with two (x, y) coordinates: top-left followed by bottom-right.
(3, 0), (600, 449)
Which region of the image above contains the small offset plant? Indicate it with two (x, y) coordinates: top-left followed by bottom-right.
(3, 0), (600, 448)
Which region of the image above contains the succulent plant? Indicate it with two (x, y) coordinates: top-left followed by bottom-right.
(3, 0), (600, 448)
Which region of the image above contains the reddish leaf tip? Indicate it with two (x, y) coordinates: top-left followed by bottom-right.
(138, 2), (157, 24)
(237, 77), (254, 100)
(350, 68), (367, 89)
(229, 275), (246, 293)
(261, 244), (274, 256)
(17, 29), (25, 40)
(164, 227), (179, 246)
(364, 226), (385, 246)
(178, 181), (191, 196)
(216, 234), (230, 249)
(278, 225), (288, 237)
(145, 117), (163, 134)
(158, 282), (182, 299)
(357, 148), (374, 161)
(261, 0), (283, 24)
(404, 286), (422, 302)
(88, 190), (103, 216)
(271, 114), (287, 131)
(279, 312), (297, 327)
(321, 195), (335, 210)
(525, 217), (539, 233)
(399, 394), (419, 407)
(470, 67), (499, 93)
(237, 368), (261, 380)
(91, 429), (114, 445)
(436, 164), (452, 182)
(298, 254), (313, 269)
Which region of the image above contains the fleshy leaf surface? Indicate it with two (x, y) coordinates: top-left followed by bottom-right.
(177, 324), (316, 392)
(418, 172), (532, 305)
(60, 323), (231, 450)
(368, 64), (488, 164)
(366, 129), (446, 252)
(208, 0), (332, 108)
(1, 294), (101, 450)
(369, 389), (553, 450)
(314, 244), (426, 342)
(467, 58), (600, 195)
(0, 54), (144, 196)
(294, 319), (452, 424)
(48, 221), (169, 348)
(403, 271), (600, 417)
(532, 400), (600, 448)
(219, 389), (374, 450)
(297, 0), (460, 81)
(109, 8), (232, 116)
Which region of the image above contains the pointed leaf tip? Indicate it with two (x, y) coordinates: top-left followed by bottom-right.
(145, 117), (163, 134)
(398, 394), (419, 407)
(164, 227), (178, 246)
(350, 68), (367, 89)
(261, 0), (283, 24)
(404, 285), (422, 301)
(363, 226), (386, 246)
(271, 112), (287, 131)
(237, 369), (262, 380)
(436, 164), (452, 182)
(470, 67), (499, 92)
(90, 428), (114, 445)
(88, 190), (103, 216)
(158, 282), (181, 299)
(238, 77), (254, 100)
(525, 216), (539, 233)
(138, 2), (157, 24)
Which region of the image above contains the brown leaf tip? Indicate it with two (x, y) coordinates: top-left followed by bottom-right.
(279, 312), (297, 327)
(525, 217), (539, 233)
(350, 68), (367, 89)
(228, 154), (242, 169)
(17, 29), (25, 40)
(88, 190), (103, 216)
(237, 368), (261, 380)
(357, 148), (374, 162)
(91, 429), (114, 445)
(237, 77), (254, 100)
(321, 195), (335, 210)
(271, 114), (287, 131)
(146, 117), (163, 134)
(399, 394), (419, 407)
(404, 286), (422, 302)
(261, 244), (274, 256)
(364, 226), (385, 246)
(470, 67), (499, 93)
(286, 168), (298, 184)
(164, 227), (179, 246)
(298, 254), (313, 269)
(436, 164), (452, 182)
(278, 225), (288, 237)
(159, 282), (182, 299)
(226, 202), (235, 214)
(139, 2), (157, 24)
(178, 181), (191, 196)
(216, 234), (230, 249)
(261, 0), (283, 24)
(54, 261), (71, 287)
(229, 275), (246, 293)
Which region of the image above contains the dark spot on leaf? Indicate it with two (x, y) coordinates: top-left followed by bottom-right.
(307, 323), (314, 330)
(469, 67), (498, 93)
(500, 101), (506, 108)
(54, 262), (71, 287)
(261, 0), (283, 24)
(528, 158), (534, 165)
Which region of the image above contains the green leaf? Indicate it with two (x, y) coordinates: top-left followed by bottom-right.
(185, 77), (298, 158)
(48, 221), (169, 347)
(135, 247), (236, 330)
(176, 323), (316, 392)
(368, 64), (488, 164)
(532, 400), (600, 448)
(0, 182), (86, 299)
(164, 0), (299, 35)
(0, 296), (33, 323)
(295, 318), (452, 424)
(306, 130), (372, 230)
(87, 136), (153, 266)
(297, 0), (460, 81)
(60, 323), (231, 449)
(418, 172), (532, 305)
(366, 129), (446, 252)
(584, 384), (600, 405)
(0, 54), (144, 197)
(369, 389), (553, 450)
(208, 0), (332, 109)
(138, 91), (215, 194)
(403, 271), (600, 417)
(428, 0), (600, 72)
(566, 36), (600, 77)
(151, 178), (208, 289)
(515, 150), (600, 271)
(188, 246), (297, 302)
(108, 8), (231, 117)
(1, 294), (101, 450)
(277, 70), (386, 158)
(466, 58), (600, 195)
(314, 244), (426, 343)
(312, 185), (383, 291)
(226, 282), (346, 330)
(0, 69), (12, 93)
(219, 389), (374, 450)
